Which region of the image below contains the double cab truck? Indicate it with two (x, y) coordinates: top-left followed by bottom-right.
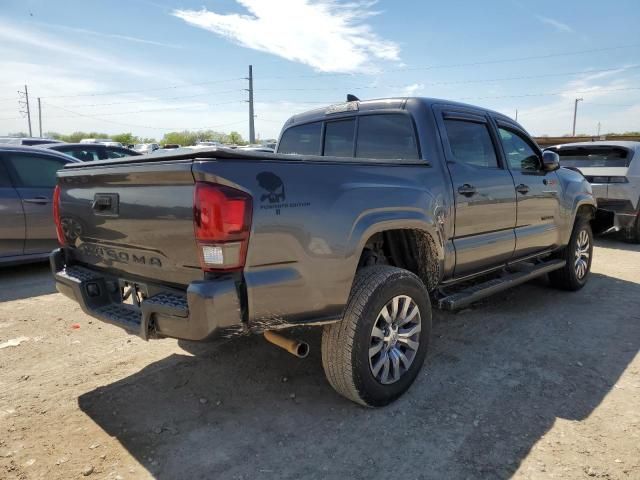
(51, 97), (596, 406)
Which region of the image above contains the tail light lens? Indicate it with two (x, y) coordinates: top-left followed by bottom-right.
(53, 184), (66, 246)
(193, 182), (252, 271)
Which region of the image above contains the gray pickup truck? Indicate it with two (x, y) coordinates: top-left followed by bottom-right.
(51, 97), (596, 406)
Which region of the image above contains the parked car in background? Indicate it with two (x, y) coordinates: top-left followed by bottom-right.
(133, 143), (160, 154)
(79, 138), (123, 147)
(0, 137), (64, 146)
(194, 141), (222, 148)
(161, 143), (181, 149)
(40, 143), (140, 161)
(0, 145), (79, 266)
(548, 141), (640, 242)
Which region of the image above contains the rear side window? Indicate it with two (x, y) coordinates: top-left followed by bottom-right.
(324, 119), (355, 157)
(444, 119), (498, 168)
(278, 122), (322, 155)
(5, 153), (68, 187)
(356, 114), (418, 159)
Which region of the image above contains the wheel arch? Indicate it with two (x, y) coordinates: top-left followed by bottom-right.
(351, 220), (444, 292)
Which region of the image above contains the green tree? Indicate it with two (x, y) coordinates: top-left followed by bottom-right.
(110, 133), (139, 145)
(226, 131), (244, 145)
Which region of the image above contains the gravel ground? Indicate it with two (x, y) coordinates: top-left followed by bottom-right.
(0, 238), (639, 480)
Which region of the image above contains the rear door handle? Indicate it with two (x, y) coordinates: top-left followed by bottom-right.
(457, 184), (477, 197)
(516, 184), (529, 195)
(22, 196), (49, 205)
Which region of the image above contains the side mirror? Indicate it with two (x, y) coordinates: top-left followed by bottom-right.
(541, 150), (560, 172)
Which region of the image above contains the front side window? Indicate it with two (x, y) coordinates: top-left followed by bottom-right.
(444, 119), (498, 168)
(498, 128), (540, 171)
(5, 154), (68, 187)
(356, 114), (419, 159)
(323, 119), (355, 157)
(277, 122), (322, 155)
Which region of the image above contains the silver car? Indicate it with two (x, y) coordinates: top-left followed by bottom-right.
(549, 141), (640, 242)
(0, 145), (79, 266)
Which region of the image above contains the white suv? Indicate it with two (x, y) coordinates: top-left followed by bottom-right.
(550, 141), (640, 242)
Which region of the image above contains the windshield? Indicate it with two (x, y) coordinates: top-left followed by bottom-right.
(554, 147), (630, 168)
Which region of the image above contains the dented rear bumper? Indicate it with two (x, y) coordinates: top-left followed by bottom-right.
(50, 248), (245, 341)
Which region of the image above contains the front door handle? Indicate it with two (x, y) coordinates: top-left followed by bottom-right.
(22, 196), (49, 205)
(516, 184), (529, 195)
(457, 184), (477, 197)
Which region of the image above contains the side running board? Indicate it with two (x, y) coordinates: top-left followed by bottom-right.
(438, 259), (566, 311)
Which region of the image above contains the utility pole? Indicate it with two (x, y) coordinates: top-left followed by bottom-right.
(597, 121), (601, 137)
(18, 84), (33, 137)
(572, 97), (583, 136)
(515, 109), (518, 122)
(37, 97), (42, 137)
(246, 65), (256, 144)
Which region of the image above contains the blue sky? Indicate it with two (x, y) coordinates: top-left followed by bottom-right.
(0, 0), (639, 140)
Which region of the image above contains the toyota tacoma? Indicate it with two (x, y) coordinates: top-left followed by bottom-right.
(51, 97), (596, 406)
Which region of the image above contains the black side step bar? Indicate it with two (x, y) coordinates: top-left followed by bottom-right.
(438, 259), (566, 311)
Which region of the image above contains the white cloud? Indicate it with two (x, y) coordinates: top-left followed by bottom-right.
(401, 83), (424, 96)
(172, 0), (401, 73)
(535, 15), (574, 33)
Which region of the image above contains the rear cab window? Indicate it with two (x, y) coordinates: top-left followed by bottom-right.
(278, 113), (419, 160)
(277, 121), (322, 155)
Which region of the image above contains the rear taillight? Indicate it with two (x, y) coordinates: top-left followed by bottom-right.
(53, 184), (66, 246)
(193, 182), (252, 271)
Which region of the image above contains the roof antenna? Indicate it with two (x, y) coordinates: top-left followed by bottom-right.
(347, 94), (360, 102)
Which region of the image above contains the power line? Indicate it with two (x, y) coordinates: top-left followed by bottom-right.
(40, 77), (244, 99)
(41, 99), (245, 116)
(53, 90), (244, 109)
(255, 65), (640, 93)
(458, 86), (640, 101)
(257, 43), (640, 79)
(43, 102), (248, 131)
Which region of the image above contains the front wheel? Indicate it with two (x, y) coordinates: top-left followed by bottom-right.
(321, 266), (431, 407)
(549, 217), (593, 291)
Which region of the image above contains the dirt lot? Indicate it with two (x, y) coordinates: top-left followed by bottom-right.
(1, 238), (639, 480)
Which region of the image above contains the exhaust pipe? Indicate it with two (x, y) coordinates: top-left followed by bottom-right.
(264, 330), (309, 358)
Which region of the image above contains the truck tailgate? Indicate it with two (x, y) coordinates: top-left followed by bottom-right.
(58, 159), (203, 286)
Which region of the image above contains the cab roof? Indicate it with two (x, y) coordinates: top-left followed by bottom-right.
(283, 96), (514, 127)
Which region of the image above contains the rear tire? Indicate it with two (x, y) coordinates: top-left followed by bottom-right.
(321, 266), (431, 407)
(549, 216), (593, 291)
